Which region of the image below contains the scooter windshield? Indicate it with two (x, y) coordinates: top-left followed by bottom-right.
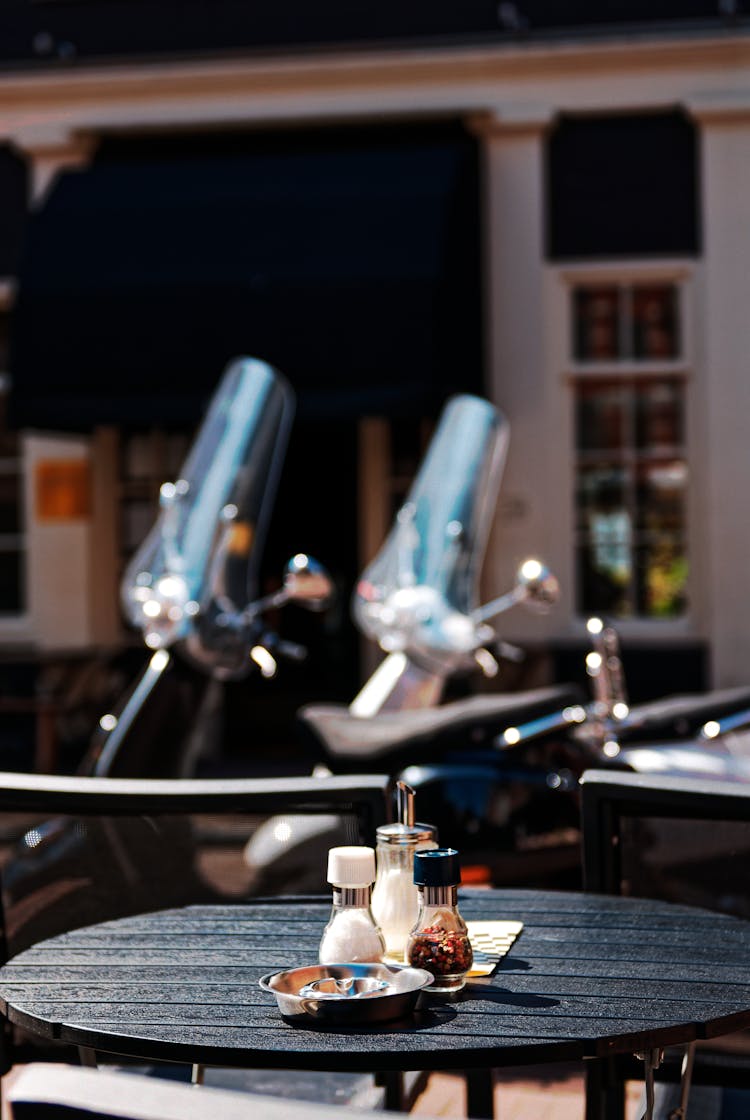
(122, 357), (295, 664)
(353, 394), (508, 670)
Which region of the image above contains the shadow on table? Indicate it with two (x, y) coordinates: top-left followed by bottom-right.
(459, 983), (560, 1010)
(278, 1006), (457, 1033)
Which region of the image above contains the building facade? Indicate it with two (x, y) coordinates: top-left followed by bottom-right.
(0, 6), (749, 697)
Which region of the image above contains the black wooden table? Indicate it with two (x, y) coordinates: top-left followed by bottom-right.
(2, 889), (750, 1118)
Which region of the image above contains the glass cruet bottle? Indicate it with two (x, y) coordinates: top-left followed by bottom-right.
(319, 846), (385, 965)
(406, 848), (473, 993)
(371, 781), (437, 961)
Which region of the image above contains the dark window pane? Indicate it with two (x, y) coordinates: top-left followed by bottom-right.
(577, 539), (632, 617)
(0, 550), (22, 613)
(635, 378), (683, 450)
(636, 459), (687, 535)
(576, 382), (628, 451)
(632, 284), (679, 360)
(576, 463), (628, 531)
(635, 540), (688, 618)
(547, 112), (699, 259)
(0, 474), (21, 533)
(573, 287), (621, 362)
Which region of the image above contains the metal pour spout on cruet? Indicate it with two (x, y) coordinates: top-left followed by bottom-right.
(370, 781), (438, 961)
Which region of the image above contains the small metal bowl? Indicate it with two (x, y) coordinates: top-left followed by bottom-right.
(259, 962), (433, 1024)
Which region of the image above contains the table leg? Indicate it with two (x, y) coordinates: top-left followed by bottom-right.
(584, 1057), (625, 1120)
(666, 1042), (694, 1120)
(191, 1064), (205, 1085)
(635, 1048), (663, 1120)
(465, 1069), (494, 1118)
(78, 1048), (97, 1068)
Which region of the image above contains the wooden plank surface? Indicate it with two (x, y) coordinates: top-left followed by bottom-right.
(2, 890), (750, 1071)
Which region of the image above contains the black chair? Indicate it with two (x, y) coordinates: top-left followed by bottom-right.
(7, 1062), (416, 1120)
(580, 768), (750, 1120)
(0, 771), (396, 1108)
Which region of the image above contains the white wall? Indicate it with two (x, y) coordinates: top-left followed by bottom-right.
(480, 117), (574, 650)
(23, 433), (93, 650)
(698, 112), (750, 686)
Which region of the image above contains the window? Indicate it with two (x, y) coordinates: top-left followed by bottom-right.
(571, 279), (688, 620)
(547, 112), (699, 260)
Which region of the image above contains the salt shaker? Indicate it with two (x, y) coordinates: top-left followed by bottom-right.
(371, 781), (437, 961)
(319, 846), (385, 964)
(406, 848), (473, 993)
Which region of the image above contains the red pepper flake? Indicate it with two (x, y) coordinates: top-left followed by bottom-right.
(407, 928), (473, 976)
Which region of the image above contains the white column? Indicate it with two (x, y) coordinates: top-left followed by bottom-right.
(691, 103), (750, 687)
(23, 433), (94, 650)
(469, 107), (570, 647)
(12, 126), (96, 205)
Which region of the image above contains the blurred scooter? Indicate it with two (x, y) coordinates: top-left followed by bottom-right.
(244, 393), (590, 890)
(82, 355), (333, 779)
(0, 357), (338, 947)
(496, 614), (750, 779)
(244, 392), (750, 891)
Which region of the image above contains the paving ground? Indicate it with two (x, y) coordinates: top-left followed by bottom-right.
(412, 1068), (643, 1119)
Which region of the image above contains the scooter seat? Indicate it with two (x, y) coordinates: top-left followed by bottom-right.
(297, 684), (583, 765)
(619, 685), (750, 741)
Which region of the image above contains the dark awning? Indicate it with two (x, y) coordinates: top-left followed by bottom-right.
(10, 123), (482, 430)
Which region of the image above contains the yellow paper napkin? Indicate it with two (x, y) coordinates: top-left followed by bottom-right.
(466, 919), (524, 976)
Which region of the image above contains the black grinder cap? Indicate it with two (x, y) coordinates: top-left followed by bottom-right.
(413, 847), (461, 887)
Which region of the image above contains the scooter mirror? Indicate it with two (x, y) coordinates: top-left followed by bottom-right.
(283, 554), (334, 611)
(516, 559), (559, 612)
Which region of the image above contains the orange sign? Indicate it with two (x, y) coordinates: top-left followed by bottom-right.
(35, 460), (91, 521)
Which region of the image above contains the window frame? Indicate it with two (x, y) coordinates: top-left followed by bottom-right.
(558, 261), (695, 636)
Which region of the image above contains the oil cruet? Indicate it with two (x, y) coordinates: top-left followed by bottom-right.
(370, 781), (437, 960)
(406, 847), (473, 993)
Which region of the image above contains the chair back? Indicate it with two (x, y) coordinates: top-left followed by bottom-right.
(580, 769), (750, 918)
(8, 1063), (405, 1120)
(0, 770), (390, 1076)
(580, 768), (750, 1115)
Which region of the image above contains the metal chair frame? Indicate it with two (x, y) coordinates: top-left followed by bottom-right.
(580, 768), (750, 1120)
(0, 771), (397, 1104)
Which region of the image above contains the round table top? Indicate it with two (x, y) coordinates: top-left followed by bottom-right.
(2, 888), (750, 1072)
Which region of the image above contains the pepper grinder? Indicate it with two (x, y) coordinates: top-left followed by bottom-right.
(319, 846), (385, 964)
(370, 781), (437, 961)
(406, 848), (473, 993)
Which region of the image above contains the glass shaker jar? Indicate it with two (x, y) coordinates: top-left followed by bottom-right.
(371, 781), (437, 961)
(371, 820), (437, 960)
(406, 848), (473, 993)
(319, 846), (385, 965)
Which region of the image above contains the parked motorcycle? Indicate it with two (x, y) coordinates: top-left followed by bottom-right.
(82, 355), (333, 779)
(244, 395), (750, 890)
(498, 615), (750, 775)
(0, 356), (344, 950)
(244, 393), (593, 890)
(10, 370), (750, 920)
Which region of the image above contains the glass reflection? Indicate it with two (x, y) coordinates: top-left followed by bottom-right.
(353, 394), (509, 673)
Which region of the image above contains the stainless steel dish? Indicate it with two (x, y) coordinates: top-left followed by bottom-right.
(258, 962), (433, 1023)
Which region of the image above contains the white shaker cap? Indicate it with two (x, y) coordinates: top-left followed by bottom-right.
(327, 846), (376, 887)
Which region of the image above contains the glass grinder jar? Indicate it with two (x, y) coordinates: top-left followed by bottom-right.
(406, 847), (473, 993)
